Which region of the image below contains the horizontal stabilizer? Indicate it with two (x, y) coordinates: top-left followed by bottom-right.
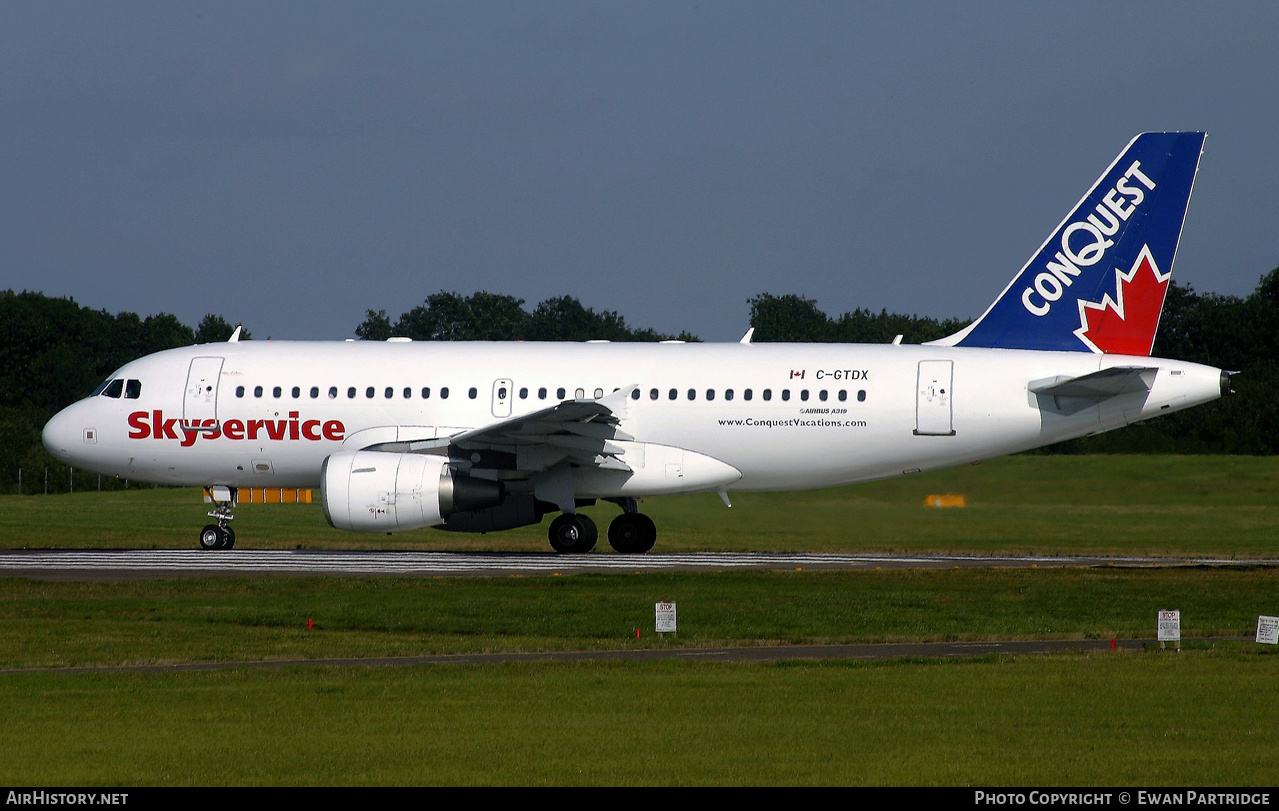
(1029, 366), (1157, 401)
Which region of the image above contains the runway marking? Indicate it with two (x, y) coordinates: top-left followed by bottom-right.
(0, 549), (1274, 579)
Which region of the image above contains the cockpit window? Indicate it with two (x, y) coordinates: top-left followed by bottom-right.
(124, 379), (142, 399)
(101, 379), (125, 398)
(92, 378), (115, 397)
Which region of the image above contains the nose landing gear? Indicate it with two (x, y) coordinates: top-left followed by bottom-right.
(199, 522), (235, 550)
(199, 488), (236, 550)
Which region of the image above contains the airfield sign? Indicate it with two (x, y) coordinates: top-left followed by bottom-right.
(1158, 610), (1181, 650)
(1257, 616), (1279, 645)
(656, 602), (677, 634)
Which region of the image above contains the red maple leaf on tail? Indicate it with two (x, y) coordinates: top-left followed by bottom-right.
(1073, 245), (1170, 355)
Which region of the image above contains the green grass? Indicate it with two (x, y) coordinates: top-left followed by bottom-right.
(2, 654), (1277, 786)
(3, 454), (1278, 785)
(4, 455), (1279, 556)
(2, 568), (1275, 669)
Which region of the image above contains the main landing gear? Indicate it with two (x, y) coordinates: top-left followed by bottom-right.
(199, 496), (236, 550)
(546, 498), (657, 555)
(607, 512), (657, 554)
(548, 513), (597, 554)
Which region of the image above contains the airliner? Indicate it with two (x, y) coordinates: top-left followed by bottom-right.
(42, 132), (1228, 553)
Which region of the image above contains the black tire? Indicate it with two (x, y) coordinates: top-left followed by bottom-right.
(223, 527), (236, 550)
(199, 525), (223, 550)
(608, 513), (657, 554)
(548, 513), (598, 554)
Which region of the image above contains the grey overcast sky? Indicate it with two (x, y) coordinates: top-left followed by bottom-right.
(3, 1), (1278, 341)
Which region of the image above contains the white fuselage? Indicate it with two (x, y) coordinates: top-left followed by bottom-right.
(43, 340), (1224, 495)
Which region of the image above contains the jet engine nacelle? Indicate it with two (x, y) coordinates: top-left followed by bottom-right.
(320, 450), (504, 533)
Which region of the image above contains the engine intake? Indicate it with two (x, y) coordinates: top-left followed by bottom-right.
(321, 450), (503, 533)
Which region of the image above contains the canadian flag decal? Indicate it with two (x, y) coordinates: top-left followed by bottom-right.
(1073, 244), (1170, 356)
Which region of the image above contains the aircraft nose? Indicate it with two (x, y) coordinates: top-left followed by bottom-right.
(42, 406), (80, 464)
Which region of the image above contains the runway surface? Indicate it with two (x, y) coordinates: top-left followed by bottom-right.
(1, 548), (1273, 580)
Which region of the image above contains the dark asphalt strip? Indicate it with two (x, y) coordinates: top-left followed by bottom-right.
(0, 637), (1225, 676)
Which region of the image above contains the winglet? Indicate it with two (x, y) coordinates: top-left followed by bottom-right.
(739, 327), (754, 345)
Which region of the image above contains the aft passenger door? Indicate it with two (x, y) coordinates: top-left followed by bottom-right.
(914, 360), (954, 436)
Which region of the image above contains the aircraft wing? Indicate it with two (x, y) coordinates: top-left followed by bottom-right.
(372, 385), (638, 474)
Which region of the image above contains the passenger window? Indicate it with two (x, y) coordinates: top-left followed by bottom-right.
(631, 389), (641, 400)
(725, 389), (734, 401)
(575, 388), (585, 399)
(781, 390), (790, 401)
(763, 389), (772, 401)
(498, 386), (508, 399)
(800, 390), (809, 401)
(422, 387), (431, 399)
(838, 390), (847, 402)
(103, 379), (124, 398)
(292, 386), (300, 398)
(744, 389), (753, 401)
(687, 389), (696, 401)
(311, 387), (320, 399)
(403, 387), (411, 399)
(347, 387), (356, 399)
(273, 386), (282, 398)
(329, 387), (338, 399)
(668, 389), (677, 400)
(519, 387), (528, 399)
(441, 387), (450, 399)
(125, 379), (142, 399)
(706, 389), (715, 401)
(858, 390), (867, 402)
(593, 388), (603, 398)
(385, 387), (394, 399)
(819, 390), (828, 401)
(235, 385), (245, 398)
(538, 387), (547, 400)
(557, 387), (566, 399)
(254, 386), (263, 398)
(469, 387), (478, 399)
(366, 387), (375, 398)
(649, 388), (658, 401)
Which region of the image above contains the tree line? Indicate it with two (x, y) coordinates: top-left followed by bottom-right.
(354, 292), (697, 343)
(0, 291), (248, 494)
(2, 271), (1277, 494)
